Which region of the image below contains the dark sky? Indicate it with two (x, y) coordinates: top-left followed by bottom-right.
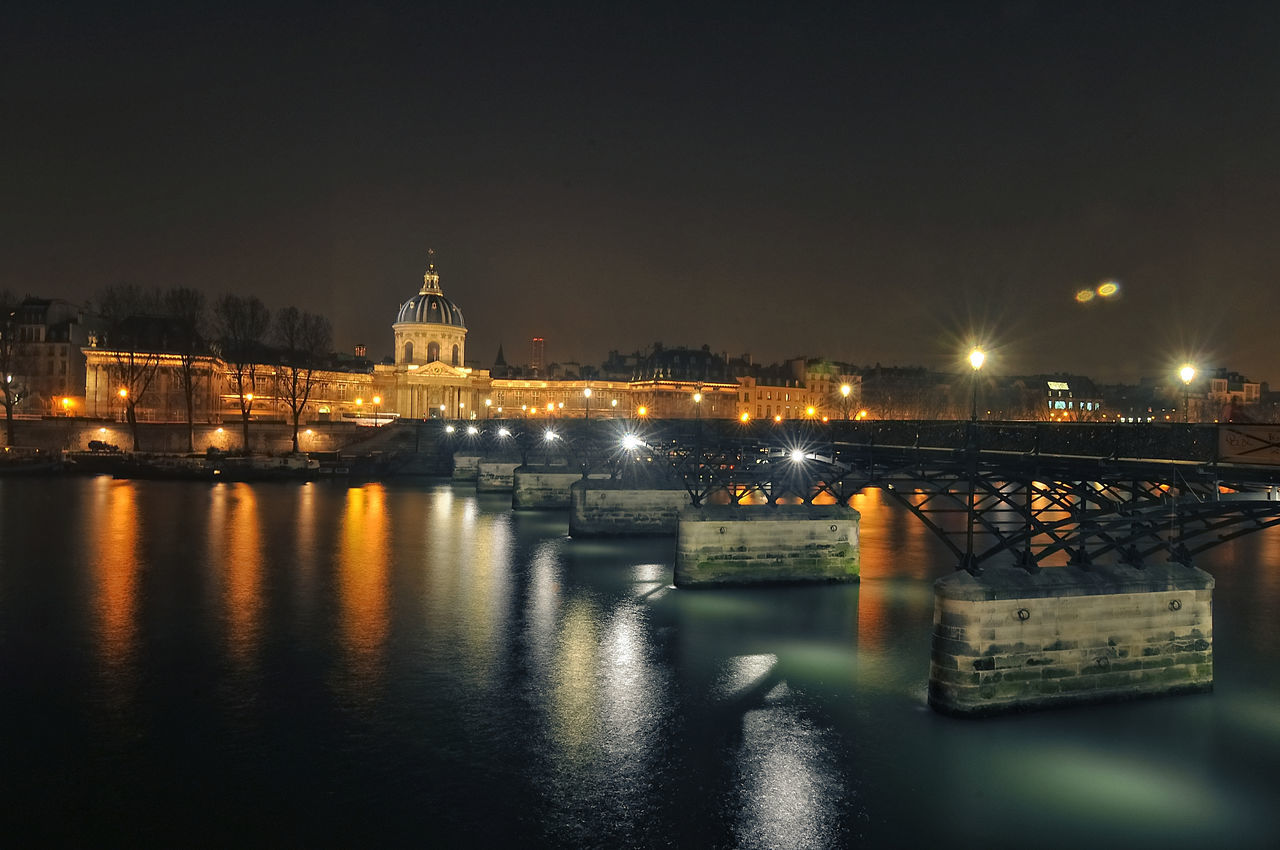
(5, 1), (1279, 382)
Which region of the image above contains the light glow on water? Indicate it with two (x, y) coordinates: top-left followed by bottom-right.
(3, 477), (1280, 847)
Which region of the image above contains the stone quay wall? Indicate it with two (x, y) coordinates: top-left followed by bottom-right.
(568, 480), (691, 536)
(929, 563), (1214, 717)
(675, 504), (860, 588)
(512, 466), (612, 510)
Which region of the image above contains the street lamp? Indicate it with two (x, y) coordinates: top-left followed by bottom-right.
(840, 383), (852, 420)
(373, 395), (382, 427)
(1180, 364), (1196, 423)
(692, 391), (702, 421)
(583, 386), (592, 420)
(968, 348), (985, 421)
(485, 398), (492, 418)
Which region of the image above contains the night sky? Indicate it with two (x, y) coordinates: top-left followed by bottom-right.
(6, 1), (1279, 382)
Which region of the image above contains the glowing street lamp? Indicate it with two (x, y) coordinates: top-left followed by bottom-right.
(968, 348), (985, 421)
(583, 386), (592, 420)
(1180, 364), (1196, 423)
(485, 398), (492, 418)
(373, 395), (382, 427)
(840, 383), (852, 420)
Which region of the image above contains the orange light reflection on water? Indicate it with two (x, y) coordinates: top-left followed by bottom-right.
(338, 485), (391, 692)
(219, 483), (263, 673)
(90, 479), (140, 690)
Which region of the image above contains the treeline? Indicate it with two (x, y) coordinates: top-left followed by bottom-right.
(92, 284), (335, 454)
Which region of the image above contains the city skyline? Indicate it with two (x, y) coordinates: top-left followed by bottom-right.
(7, 2), (1280, 382)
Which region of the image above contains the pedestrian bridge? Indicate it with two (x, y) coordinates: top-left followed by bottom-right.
(447, 419), (1280, 572)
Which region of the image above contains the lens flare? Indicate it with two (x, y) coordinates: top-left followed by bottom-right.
(1097, 280), (1120, 297)
(1075, 289), (1095, 303)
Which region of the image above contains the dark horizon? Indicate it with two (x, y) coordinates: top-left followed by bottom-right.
(6, 1), (1279, 383)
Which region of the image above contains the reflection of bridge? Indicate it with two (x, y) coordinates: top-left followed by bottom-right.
(447, 419), (1280, 572)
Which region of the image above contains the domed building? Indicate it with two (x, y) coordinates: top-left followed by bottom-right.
(394, 262), (467, 367)
(389, 259), (492, 419)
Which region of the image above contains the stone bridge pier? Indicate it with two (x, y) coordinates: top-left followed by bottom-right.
(929, 563), (1214, 716)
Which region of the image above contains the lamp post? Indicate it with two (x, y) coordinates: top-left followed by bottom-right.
(373, 395), (382, 427)
(1180, 364), (1196, 423)
(485, 398), (492, 418)
(583, 386), (592, 420)
(840, 383), (852, 420)
(692, 390), (703, 505)
(968, 348), (985, 421)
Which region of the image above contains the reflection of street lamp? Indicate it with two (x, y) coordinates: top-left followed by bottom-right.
(1180, 364), (1196, 423)
(968, 348), (985, 421)
(583, 387), (592, 420)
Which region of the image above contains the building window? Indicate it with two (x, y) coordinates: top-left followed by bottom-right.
(427, 341), (441, 362)
(404, 341), (414, 363)
(452, 344), (460, 366)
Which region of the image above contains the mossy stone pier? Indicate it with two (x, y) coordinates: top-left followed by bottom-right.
(929, 563), (1214, 716)
(675, 504), (860, 587)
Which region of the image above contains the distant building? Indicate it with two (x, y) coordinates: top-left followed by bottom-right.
(10, 297), (89, 415)
(530, 337), (545, 376)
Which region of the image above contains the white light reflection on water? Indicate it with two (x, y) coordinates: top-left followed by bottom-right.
(706, 653), (849, 848)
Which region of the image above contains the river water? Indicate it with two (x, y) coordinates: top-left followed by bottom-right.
(1, 477), (1278, 848)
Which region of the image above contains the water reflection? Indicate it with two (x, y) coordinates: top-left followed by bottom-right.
(88, 478), (140, 701)
(215, 483), (264, 674)
(336, 484), (390, 695)
(4, 477), (1279, 848)
(734, 706), (846, 850)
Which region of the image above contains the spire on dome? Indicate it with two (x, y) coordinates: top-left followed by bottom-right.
(421, 248), (442, 294)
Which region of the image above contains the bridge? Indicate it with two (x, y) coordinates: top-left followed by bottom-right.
(442, 418), (1280, 716)
(445, 418), (1280, 572)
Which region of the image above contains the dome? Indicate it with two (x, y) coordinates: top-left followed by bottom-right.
(395, 263), (466, 328)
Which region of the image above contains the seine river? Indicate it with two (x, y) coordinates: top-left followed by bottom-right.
(2, 476), (1278, 848)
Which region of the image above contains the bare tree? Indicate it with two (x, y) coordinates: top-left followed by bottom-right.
(0, 292), (28, 446)
(213, 295), (270, 453)
(97, 284), (163, 451)
(163, 288), (207, 453)
(273, 306), (333, 453)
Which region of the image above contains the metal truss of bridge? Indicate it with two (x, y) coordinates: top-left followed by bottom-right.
(447, 418), (1280, 574)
